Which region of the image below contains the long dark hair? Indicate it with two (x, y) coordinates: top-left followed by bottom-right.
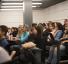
(0, 25), (8, 36)
(55, 22), (63, 30)
(35, 25), (43, 37)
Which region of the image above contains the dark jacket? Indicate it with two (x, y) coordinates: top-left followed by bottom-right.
(0, 38), (9, 51)
(28, 34), (46, 50)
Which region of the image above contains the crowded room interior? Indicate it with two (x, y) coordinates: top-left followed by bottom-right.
(0, 0), (68, 64)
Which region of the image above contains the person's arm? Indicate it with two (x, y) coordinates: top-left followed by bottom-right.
(0, 47), (11, 63)
(0, 47), (16, 64)
(10, 51), (16, 59)
(54, 30), (63, 43)
(60, 37), (68, 44)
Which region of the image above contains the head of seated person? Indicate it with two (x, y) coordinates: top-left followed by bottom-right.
(0, 25), (8, 39)
(18, 25), (29, 35)
(64, 19), (68, 26)
(0, 25), (9, 49)
(11, 27), (18, 37)
(48, 22), (63, 33)
(60, 23), (68, 44)
(48, 22), (55, 32)
(30, 24), (43, 37)
(62, 24), (68, 39)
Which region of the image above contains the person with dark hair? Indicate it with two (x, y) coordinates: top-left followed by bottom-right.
(10, 27), (18, 41)
(64, 19), (68, 25)
(43, 22), (54, 46)
(60, 22), (68, 58)
(0, 25), (16, 64)
(28, 25), (46, 64)
(32, 23), (37, 27)
(0, 25), (9, 50)
(55, 22), (64, 31)
(11, 27), (18, 37)
(0, 25), (8, 36)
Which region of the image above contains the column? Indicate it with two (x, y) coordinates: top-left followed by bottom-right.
(23, 0), (33, 27)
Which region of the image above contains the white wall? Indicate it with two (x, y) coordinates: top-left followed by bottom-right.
(0, 10), (23, 27)
(0, 0), (68, 27)
(33, 10), (44, 23)
(41, 0), (68, 24)
(0, 10), (43, 27)
(33, 0), (68, 24)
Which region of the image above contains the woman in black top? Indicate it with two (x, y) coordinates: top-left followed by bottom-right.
(28, 25), (46, 64)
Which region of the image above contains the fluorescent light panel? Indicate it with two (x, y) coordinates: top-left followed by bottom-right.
(2, 3), (42, 5)
(2, 0), (23, 1)
(32, 6), (37, 7)
(32, 0), (42, 1)
(0, 9), (23, 11)
(1, 6), (37, 8)
(33, 3), (42, 5)
(1, 6), (23, 8)
(2, 0), (42, 1)
(0, 6), (37, 10)
(2, 3), (23, 5)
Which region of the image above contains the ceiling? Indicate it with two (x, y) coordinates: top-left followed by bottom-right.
(40, 0), (66, 8)
(0, 0), (66, 10)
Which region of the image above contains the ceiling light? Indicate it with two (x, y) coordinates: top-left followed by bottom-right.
(2, 0), (23, 1)
(2, 3), (42, 5)
(32, 3), (42, 5)
(0, 6), (37, 11)
(2, 3), (23, 5)
(1, 6), (23, 8)
(32, 0), (42, 1)
(32, 6), (37, 7)
(1, 6), (37, 8)
(2, 0), (42, 1)
(0, 9), (23, 11)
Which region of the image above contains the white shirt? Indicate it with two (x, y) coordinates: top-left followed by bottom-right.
(0, 47), (11, 63)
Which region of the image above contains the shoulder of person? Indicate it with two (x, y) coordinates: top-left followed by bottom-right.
(0, 47), (11, 63)
(0, 47), (4, 51)
(56, 30), (63, 34)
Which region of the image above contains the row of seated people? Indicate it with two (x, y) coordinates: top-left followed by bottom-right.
(0, 19), (68, 64)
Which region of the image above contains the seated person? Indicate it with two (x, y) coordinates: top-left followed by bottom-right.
(16, 25), (29, 44)
(60, 23), (68, 57)
(61, 24), (68, 43)
(0, 46), (16, 64)
(0, 25), (16, 63)
(0, 25), (9, 51)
